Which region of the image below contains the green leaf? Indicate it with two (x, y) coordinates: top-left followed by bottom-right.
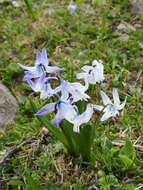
(39, 182), (61, 190)
(93, 0), (107, 6)
(24, 172), (39, 190)
(61, 120), (80, 157)
(24, 0), (37, 19)
(38, 115), (69, 148)
(119, 139), (136, 168)
(119, 155), (133, 168)
(120, 139), (136, 160)
(99, 174), (118, 190)
(79, 124), (94, 161)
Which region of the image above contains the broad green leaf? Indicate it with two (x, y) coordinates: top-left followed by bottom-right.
(119, 155), (133, 168)
(79, 124), (94, 161)
(99, 174), (118, 190)
(61, 121), (80, 157)
(120, 139), (136, 160)
(119, 139), (136, 168)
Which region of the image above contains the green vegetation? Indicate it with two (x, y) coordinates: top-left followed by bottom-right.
(0, 0), (143, 189)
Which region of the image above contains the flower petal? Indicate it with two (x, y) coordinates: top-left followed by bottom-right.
(81, 65), (93, 73)
(35, 103), (56, 116)
(91, 60), (104, 83)
(41, 48), (49, 66)
(112, 88), (120, 105)
(35, 75), (45, 91)
(52, 109), (64, 126)
(69, 82), (90, 102)
(60, 79), (90, 103)
(23, 71), (33, 81)
(47, 77), (58, 81)
(100, 111), (112, 121)
(35, 52), (41, 65)
(72, 90), (90, 102)
(93, 104), (104, 111)
(45, 66), (61, 74)
(60, 89), (69, 101)
(52, 101), (77, 125)
(76, 72), (87, 80)
(39, 76), (59, 99)
(100, 91), (112, 105)
(92, 59), (103, 67)
(25, 75), (45, 92)
(25, 78), (35, 91)
(116, 96), (127, 110)
(60, 102), (77, 122)
(72, 104), (93, 131)
(18, 63), (35, 72)
(40, 83), (59, 100)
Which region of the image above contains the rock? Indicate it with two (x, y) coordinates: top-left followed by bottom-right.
(0, 83), (18, 129)
(133, 23), (142, 29)
(116, 21), (136, 34)
(119, 33), (129, 42)
(129, 0), (143, 15)
(115, 21), (136, 42)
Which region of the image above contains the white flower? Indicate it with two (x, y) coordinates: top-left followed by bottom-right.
(67, 2), (77, 14)
(76, 59), (105, 85)
(71, 104), (94, 133)
(94, 88), (127, 121)
(12, 0), (20, 8)
(53, 100), (77, 126)
(59, 79), (90, 103)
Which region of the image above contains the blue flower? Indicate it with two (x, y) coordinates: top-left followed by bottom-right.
(67, 2), (77, 14)
(35, 96), (77, 126)
(19, 48), (61, 79)
(25, 74), (46, 92)
(25, 75), (60, 100)
(36, 96), (95, 133)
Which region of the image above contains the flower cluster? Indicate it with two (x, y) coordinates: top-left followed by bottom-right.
(19, 48), (126, 133)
